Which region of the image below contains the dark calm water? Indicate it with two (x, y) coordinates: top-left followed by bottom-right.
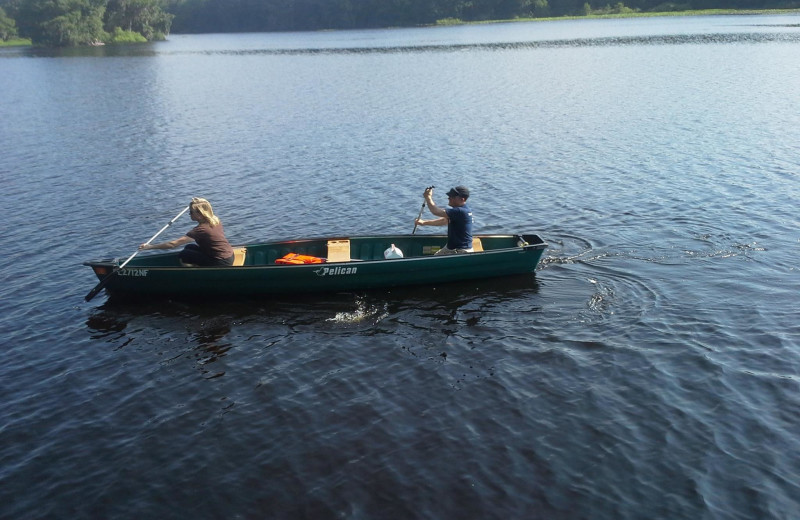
(2, 15), (800, 519)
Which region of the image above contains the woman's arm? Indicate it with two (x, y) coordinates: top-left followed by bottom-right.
(140, 235), (194, 251)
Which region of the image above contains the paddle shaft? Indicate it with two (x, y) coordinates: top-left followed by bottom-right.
(84, 205), (191, 302)
(412, 186), (435, 234)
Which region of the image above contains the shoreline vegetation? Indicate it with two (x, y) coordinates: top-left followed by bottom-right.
(1, 8), (798, 48)
(434, 7), (800, 25)
(0, 37), (30, 46)
(0, 0), (172, 47)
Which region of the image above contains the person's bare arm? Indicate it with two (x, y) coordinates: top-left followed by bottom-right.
(140, 235), (193, 250)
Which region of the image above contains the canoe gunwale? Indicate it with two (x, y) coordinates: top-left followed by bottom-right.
(83, 245), (545, 269)
(84, 233), (546, 268)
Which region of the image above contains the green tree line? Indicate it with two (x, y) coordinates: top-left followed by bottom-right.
(0, 0), (172, 45)
(164, 0), (800, 32)
(2, 0), (798, 46)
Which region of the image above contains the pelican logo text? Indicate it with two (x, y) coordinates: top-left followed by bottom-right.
(119, 268), (149, 277)
(314, 266), (358, 276)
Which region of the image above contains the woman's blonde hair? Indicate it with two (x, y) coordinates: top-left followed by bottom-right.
(190, 197), (221, 227)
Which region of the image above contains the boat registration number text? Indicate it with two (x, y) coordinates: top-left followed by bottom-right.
(119, 268), (150, 277)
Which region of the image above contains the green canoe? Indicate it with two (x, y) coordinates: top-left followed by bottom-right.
(84, 233), (547, 298)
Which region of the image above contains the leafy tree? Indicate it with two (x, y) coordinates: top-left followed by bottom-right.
(0, 6), (18, 40)
(530, 0), (550, 15)
(105, 0), (172, 39)
(68, 0), (800, 38)
(17, 0), (107, 46)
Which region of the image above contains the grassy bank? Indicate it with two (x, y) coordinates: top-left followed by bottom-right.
(0, 38), (32, 47)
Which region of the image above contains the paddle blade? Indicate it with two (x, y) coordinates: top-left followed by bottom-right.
(84, 273), (114, 302)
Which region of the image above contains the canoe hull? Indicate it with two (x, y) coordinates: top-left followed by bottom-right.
(84, 234), (546, 297)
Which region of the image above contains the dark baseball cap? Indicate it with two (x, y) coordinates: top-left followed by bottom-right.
(446, 186), (470, 199)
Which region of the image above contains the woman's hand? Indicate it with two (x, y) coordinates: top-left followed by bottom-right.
(139, 243), (151, 250)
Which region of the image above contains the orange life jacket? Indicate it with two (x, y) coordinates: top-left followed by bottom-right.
(275, 253), (325, 265)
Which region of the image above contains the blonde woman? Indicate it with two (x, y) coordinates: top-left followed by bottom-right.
(139, 197), (235, 266)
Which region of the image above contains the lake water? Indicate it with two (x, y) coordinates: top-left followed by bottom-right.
(2, 14), (800, 519)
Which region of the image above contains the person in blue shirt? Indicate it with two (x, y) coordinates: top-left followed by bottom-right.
(414, 185), (474, 255)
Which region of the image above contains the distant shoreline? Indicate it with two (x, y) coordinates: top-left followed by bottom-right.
(2, 8), (798, 48)
(432, 8), (800, 26)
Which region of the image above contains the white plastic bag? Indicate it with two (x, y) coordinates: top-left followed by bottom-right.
(384, 244), (404, 259)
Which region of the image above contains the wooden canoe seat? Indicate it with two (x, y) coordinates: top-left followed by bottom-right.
(327, 239), (351, 262)
(232, 247), (247, 266)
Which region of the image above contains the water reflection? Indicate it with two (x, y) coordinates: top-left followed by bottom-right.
(83, 275), (542, 387)
(191, 316), (233, 378)
(86, 311), (128, 339)
(1, 43), (160, 59)
(193, 316), (232, 348)
(89, 274), (539, 317)
(86, 275), (541, 336)
(195, 31), (800, 55)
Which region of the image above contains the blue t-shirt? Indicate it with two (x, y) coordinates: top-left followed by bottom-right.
(445, 205), (473, 250)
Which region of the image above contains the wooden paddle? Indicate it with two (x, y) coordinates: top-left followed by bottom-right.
(412, 186), (434, 234)
(84, 205), (190, 302)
